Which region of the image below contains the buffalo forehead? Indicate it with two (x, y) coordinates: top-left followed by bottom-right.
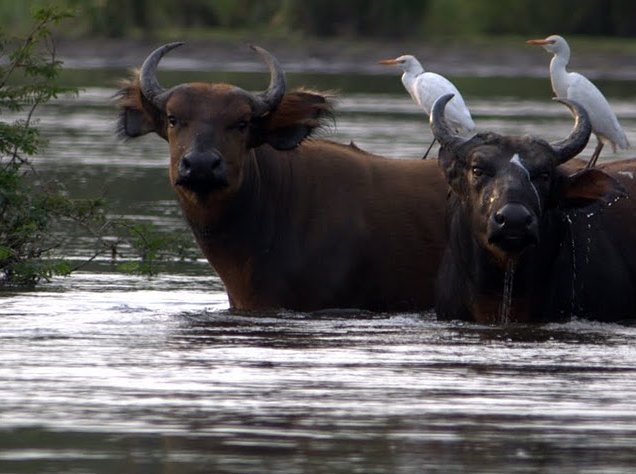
(468, 141), (553, 168)
(506, 137), (554, 163)
(166, 83), (254, 119)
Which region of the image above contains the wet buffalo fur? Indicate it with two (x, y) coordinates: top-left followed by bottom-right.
(435, 132), (636, 324)
(114, 69), (449, 313)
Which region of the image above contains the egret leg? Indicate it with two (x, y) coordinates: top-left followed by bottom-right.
(586, 141), (604, 168)
(422, 138), (437, 160)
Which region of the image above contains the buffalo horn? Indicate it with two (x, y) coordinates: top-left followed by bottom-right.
(430, 93), (468, 151)
(250, 45), (287, 115)
(139, 42), (184, 108)
(550, 98), (592, 165)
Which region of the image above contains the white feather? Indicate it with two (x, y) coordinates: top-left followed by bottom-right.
(385, 55), (475, 134)
(532, 35), (629, 156)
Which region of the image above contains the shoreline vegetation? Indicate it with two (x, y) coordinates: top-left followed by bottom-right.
(2, 2), (636, 79)
(54, 34), (636, 80)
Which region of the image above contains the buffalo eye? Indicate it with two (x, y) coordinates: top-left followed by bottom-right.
(167, 115), (178, 128)
(230, 120), (249, 133)
(472, 166), (485, 178)
(533, 171), (551, 183)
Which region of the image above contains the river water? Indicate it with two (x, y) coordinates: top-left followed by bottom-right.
(2, 67), (636, 473)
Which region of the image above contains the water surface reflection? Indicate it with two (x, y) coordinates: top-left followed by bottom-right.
(3, 274), (636, 473)
(2, 73), (636, 473)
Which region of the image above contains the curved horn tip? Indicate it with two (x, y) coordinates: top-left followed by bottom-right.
(552, 97), (572, 107)
(430, 93), (468, 152)
(550, 97), (592, 164)
(552, 96), (590, 124)
(552, 97), (581, 113)
(140, 41), (185, 73)
(248, 44), (280, 65)
(139, 41), (185, 108)
(249, 45), (287, 113)
(163, 41), (185, 50)
(430, 93), (456, 123)
(145, 41), (185, 60)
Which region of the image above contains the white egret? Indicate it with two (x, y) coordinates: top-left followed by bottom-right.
(527, 35), (629, 168)
(379, 54), (475, 159)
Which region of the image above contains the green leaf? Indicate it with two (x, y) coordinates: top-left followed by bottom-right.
(0, 246), (12, 260)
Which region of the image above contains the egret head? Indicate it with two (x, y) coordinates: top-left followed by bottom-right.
(526, 35), (569, 56)
(378, 55), (422, 74)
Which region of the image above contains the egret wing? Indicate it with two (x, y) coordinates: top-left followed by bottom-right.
(567, 72), (629, 149)
(416, 72), (474, 132)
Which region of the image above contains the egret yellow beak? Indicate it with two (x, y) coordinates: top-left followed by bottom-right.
(526, 38), (554, 46)
(378, 59), (400, 65)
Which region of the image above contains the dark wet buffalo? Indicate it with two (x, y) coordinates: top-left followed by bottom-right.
(116, 43), (449, 312)
(431, 93), (636, 323)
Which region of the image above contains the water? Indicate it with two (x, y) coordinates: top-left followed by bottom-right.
(499, 259), (516, 324)
(2, 67), (636, 473)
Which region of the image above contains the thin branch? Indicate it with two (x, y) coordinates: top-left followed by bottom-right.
(0, 17), (48, 90)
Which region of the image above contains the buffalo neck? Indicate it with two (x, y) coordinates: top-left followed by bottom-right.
(185, 146), (291, 237)
(178, 145), (294, 308)
(436, 198), (572, 323)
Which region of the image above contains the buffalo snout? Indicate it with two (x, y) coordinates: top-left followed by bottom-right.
(176, 150), (228, 193)
(488, 203), (539, 253)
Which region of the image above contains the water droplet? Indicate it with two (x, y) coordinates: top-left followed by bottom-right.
(499, 259), (516, 324)
(564, 213), (576, 314)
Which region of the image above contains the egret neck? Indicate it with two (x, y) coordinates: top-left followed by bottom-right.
(400, 59), (425, 106)
(548, 43), (571, 98)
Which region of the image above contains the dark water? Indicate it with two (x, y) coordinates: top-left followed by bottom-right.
(2, 69), (636, 473)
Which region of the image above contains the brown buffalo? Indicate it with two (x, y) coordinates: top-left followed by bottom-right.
(431, 93), (636, 324)
(116, 43), (449, 312)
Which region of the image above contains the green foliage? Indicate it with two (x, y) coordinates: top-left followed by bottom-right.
(282, 0), (429, 38)
(0, 7), (75, 159)
(0, 5), (78, 285)
(421, 0), (636, 37)
(112, 222), (197, 276)
(0, 6), (198, 287)
(3, 0), (636, 39)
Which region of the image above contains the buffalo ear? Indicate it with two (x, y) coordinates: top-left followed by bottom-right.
(557, 168), (628, 210)
(115, 77), (167, 140)
(253, 90), (333, 150)
(118, 107), (157, 138)
(437, 146), (466, 194)
(437, 134), (491, 196)
(262, 125), (315, 151)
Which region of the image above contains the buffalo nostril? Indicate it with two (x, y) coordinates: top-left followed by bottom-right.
(489, 203), (538, 250)
(179, 156), (192, 175)
(494, 204), (533, 229)
(175, 151), (228, 191)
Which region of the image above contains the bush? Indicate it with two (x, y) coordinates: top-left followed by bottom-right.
(0, 6), (79, 285)
(0, 6), (197, 286)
